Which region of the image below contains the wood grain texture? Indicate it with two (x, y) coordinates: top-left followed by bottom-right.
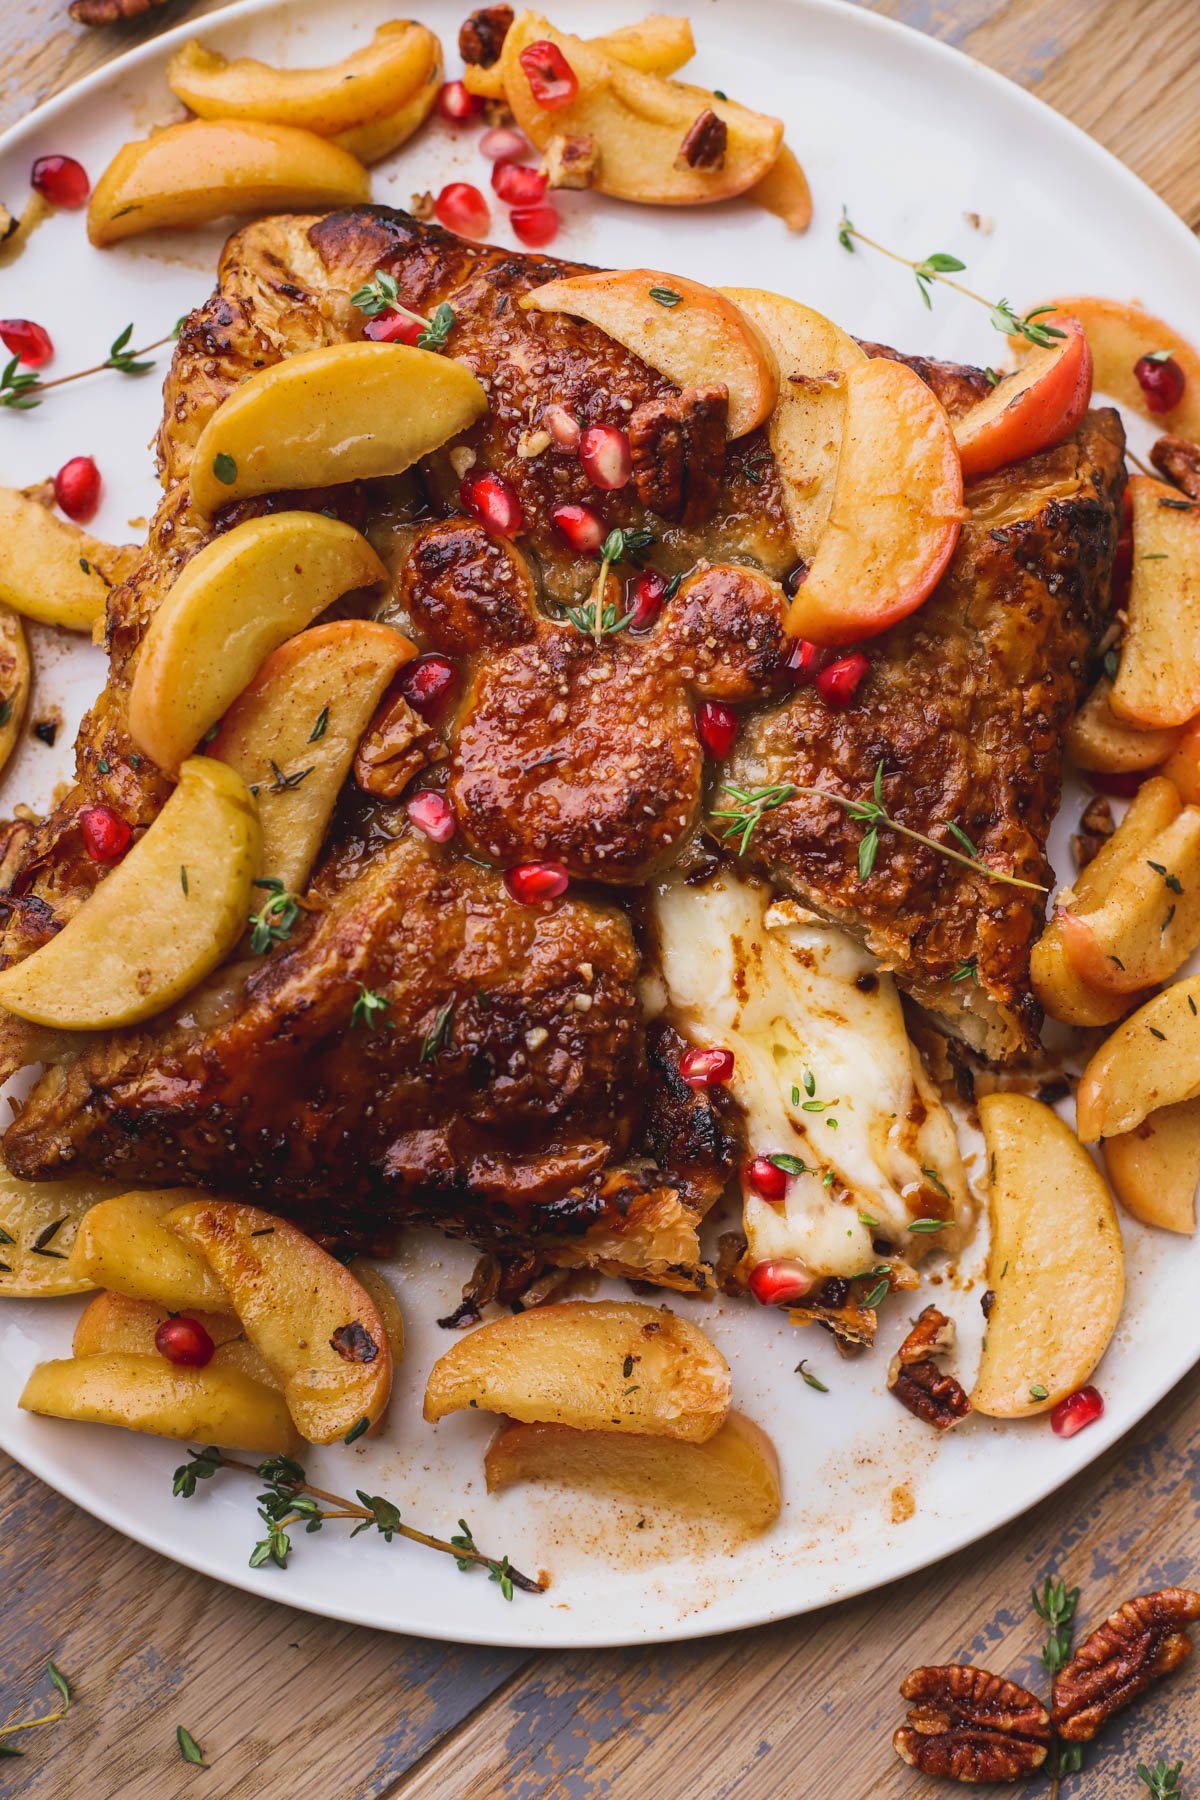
(2, 2), (1200, 1796)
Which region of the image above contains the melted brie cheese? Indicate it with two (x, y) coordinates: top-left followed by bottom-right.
(649, 870), (974, 1279)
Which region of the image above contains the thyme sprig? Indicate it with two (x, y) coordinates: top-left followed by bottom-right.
(1140, 1759), (1185, 1799)
(350, 270), (455, 349)
(0, 328), (175, 411)
(0, 1659), (71, 1757)
(570, 527), (655, 643)
(172, 1447), (545, 1597)
(711, 780), (796, 855)
(1034, 1577), (1084, 1792)
(247, 877), (303, 955)
(837, 211), (1067, 350)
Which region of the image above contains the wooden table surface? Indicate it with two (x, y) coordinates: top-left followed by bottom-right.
(3, 2), (1200, 1794)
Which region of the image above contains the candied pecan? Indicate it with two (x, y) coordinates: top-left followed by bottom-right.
(329, 1321), (380, 1364)
(888, 1306), (972, 1430)
(69, 0), (169, 21)
(1052, 1588), (1200, 1742)
(458, 3), (513, 66)
(1071, 793), (1114, 871)
(1150, 433), (1200, 499)
(542, 133), (599, 190)
(628, 385), (728, 526)
(354, 690), (446, 800)
(677, 108), (727, 171)
(894, 1665), (1050, 1783)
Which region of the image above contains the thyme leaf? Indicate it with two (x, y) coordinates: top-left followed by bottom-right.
(177, 1725), (207, 1767)
(710, 780), (796, 856)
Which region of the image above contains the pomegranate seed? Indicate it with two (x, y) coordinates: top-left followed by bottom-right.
(399, 654), (457, 721)
(406, 789), (456, 843)
(437, 80), (482, 123)
(578, 423), (631, 490)
(816, 652), (870, 709)
(31, 153), (89, 208)
(492, 160), (548, 206)
(787, 637), (832, 684)
(678, 1045), (735, 1087)
(0, 318), (53, 367)
(511, 203), (560, 248)
(551, 501), (606, 554)
(434, 182), (491, 240)
(154, 1315), (215, 1369)
(1050, 1385), (1105, 1438)
(365, 310), (425, 346)
(747, 1156), (788, 1200)
(696, 699), (738, 758)
(519, 40), (579, 109)
(627, 570), (666, 632)
(53, 454), (101, 523)
(505, 861), (569, 903)
(544, 403), (581, 451)
(79, 804), (131, 864)
(480, 126), (530, 162)
(1134, 353), (1186, 414)
(460, 469), (523, 537)
(747, 1259), (814, 1306)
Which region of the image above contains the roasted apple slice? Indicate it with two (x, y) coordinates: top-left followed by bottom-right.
(423, 1300), (731, 1442)
(972, 1094), (1124, 1418)
(1109, 477), (1200, 728)
(20, 1353), (298, 1452)
(0, 1170), (126, 1299)
(954, 320), (1091, 480)
(782, 357), (963, 643)
(464, 12), (696, 100)
(68, 1189), (231, 1311)
(499, 12), (782, 207)
(208, 621), (414, 893)
(0, 606), (29, 778)
(333, 44), (443, 164)
(1104, 1098), (1200, 1236)
(166, 1200), (393, 1445)
(0, 485), (132, 632)
(1164, 719), (1200, 805)
(88, 120), (369, 247)
(73, 1291), (278, 1386)
(1056, 804), (1200, 993)
(1077, 975), (1200, 1142)
(190, 343), (488, 516)
(167, 23), (440, 137)
(484, 1412), (781, 1539)
(1028, 296), (1200, 439)
(746, 144), (812, 234)
(522, 270), (777, 438)
(1066, 676), (1181, 774)
(0, 758), (259, 1030)
(721, 290), (865, 557)
(128, 511), (388, 774)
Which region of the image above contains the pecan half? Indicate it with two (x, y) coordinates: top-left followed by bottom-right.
(1052, 1588), (1200, 1742)
(676, 109), (727, 171)
(1071, 793), (1114, 871)
(353, 689), (447, 799)
(894, 1665), (1050, 1783)
(628, 384), (728, 526)
(887, 1305), (971, 1430)
(1151, 433), (1200, 499)
(69, 0), (170, 22)
(542, 133), (599, 190)
(458, 3), (513, 66)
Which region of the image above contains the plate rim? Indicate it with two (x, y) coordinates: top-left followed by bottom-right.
(1, 0), (1199, 1650)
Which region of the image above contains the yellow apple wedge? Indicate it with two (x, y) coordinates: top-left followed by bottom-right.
(746, 144), (812, 233)
(67, 1189), (231, 1312)
(1104, 1098), (1200, 1236)
(0, 1170), (126, 1298)
(166, 1200), (393, 1445)
(1056, 805), (1200, 994)
(1066, 676), (1180, 773)
(190, 343), (488, 516)
(20, 1353), (299, 1453)
(167, 23), (440, 137)
(332, 43), (443, 164)
(0, 485), (132, 632)
(0, 606), (29, 778)
(1110, 477), (1200, 729)
(72, 1291), (279, 1386)
(208, 621), (414, 893)
(1026, 296), (1200, 440)
(783, 357), (964, 644)
(464, 13), (695, 100)
(0, 758), (259, 1030)
(521, 271), (777, 438)
(128, 512), (387, 775)
(1077, 976), (1200, 1142)
(972, 1094), (1124, 1418)
(88, 119), (369, 247)
(499, 13), (782, 207)
(720, 290), (865, 557)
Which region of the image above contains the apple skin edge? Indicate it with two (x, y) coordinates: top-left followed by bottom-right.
(955, 319), (1093, 481)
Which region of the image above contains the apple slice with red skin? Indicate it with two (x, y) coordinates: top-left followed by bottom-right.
(783, 356), (963, 645)
(954, 319), (1092, 480)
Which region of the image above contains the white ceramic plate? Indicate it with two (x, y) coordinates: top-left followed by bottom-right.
(1, 0), (1197, 1650)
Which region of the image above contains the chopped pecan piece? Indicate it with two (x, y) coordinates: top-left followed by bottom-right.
(69, 0), (169, 21)
(1052, 1588), (1200, 1742)
(329, 1321), (380, 1364)
(1071, 793), (1114, 871)
(894, 1665), (1050, 1783)
(676, 108), (728, 171)
(458, 4), (513, 67)
(353, 689), (447, 800)
(628, 384), (728, 526)
(1150, 433), (1200, 499)
(409, 191), (436, 223)
(887, 1305), (972, 1430)
(541, 133), (599, 191)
